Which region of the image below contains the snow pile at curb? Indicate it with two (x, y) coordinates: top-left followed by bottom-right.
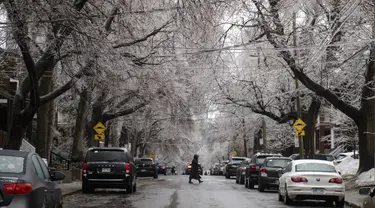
(336, 157), (358, 176)
(356, 168), (375, 186)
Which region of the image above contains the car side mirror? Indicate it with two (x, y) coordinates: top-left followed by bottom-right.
(51, 171), (65, 181)
(338, 171), (341, 175)
(359, 187), (371, 196)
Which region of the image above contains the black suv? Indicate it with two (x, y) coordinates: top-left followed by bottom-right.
(245, 153), (282, 189)
(257, 157), (291, 192)
(135, 158), (158, 179)
(82, 147), (137, 193)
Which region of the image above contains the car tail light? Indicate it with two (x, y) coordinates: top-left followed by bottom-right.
(241, 167), (246, 172)
(187, 165), (192, 168)
(260, 168), (267, 177)
(250, 164), (256, 172)
(3, 183), (32, 194)
(162, 164), (166, 169)
(291, 176), (308, 183)
(125, 163), (130, 174)
(83, 163), (87, 173)
(329, 177), (343, 184)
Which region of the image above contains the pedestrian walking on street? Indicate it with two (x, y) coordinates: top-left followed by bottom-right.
(189, 154), (203, 184)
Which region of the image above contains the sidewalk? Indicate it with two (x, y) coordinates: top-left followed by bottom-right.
(59, 182), (82, 197)
(345, 189), (365, 208)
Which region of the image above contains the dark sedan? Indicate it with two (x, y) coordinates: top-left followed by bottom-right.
(185, 163), (202, 175)
(135, 158), (158, 179)
(257, 157), (291, 192)
(236, 159), (250, 184)
(0, 149), (65, 208)
(225, 161), (242, 178)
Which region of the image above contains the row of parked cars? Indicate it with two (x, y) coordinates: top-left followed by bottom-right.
(0, 147), (175, 207)
(216, 152), (347, 207)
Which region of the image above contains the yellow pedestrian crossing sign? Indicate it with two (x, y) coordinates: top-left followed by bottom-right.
(93, 122), (106, 134)
(232, 151), (237, 157)
(94, 133), (105, 141)
(293, 119), (306, 132)
(295, 130), (305, 137)
(151, 152), (155, 159)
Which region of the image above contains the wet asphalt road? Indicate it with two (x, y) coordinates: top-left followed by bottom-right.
(64, 175), (350, 208)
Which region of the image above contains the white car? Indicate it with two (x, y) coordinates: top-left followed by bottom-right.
(333, 151), (359, 165)
(278, 159), (345, 207)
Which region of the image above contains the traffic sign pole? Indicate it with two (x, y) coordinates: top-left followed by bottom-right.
(293, 13), (304, 159)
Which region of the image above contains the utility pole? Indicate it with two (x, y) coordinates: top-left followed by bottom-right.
(293, 12), (304, 159)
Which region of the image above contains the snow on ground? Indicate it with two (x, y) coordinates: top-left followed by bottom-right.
(335, 157), (359, 176)
(356, 168), (375, 186)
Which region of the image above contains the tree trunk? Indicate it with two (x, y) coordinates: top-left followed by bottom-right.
(302, 98), (321, 159)
(5, 94), (36, 150)
(35, 74), (53, 158)
(46, 98), (55, 163)
(357, 119), (375, 173)
(71, 90), (90, 162)
(104, 121), (112, 147)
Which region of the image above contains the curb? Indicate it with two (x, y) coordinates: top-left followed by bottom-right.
(344, 200), (361, 208)
(62, 189), (82, 197)
(61, 179), (153, 197)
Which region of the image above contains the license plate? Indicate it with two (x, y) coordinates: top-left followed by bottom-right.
(102, 168), (110, 172)
(141, 169), (146, 172)
(312, 188), (325, 194)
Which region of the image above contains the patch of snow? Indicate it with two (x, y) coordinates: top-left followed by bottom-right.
(335, 157), (359, 176)
(356, 168), (375, 186)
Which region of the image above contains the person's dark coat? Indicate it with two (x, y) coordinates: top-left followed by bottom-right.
(190, 154), (200, 180)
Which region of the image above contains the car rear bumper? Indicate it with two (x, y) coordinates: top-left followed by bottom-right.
(83, 176), (131, 188)
(287, 185), (345, 200)
(136, 169), (156, 177)
(226, 170), (236, 176)
(259, 177), (279, 187)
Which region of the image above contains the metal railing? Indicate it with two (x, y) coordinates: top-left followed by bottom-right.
(49, 151), (70, 170)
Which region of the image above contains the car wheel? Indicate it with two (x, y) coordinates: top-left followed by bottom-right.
(258, 179), (265, 192)
(225, 173), (229, 179)
(284, 185), (293, 205)
(235, 176), (239, 184)
(248, 179), (254, 189)
(240, 176), (244, 185)
(126, 178), (134, 194)
(154, 173), (158, 179)
(335, 197), (345, 207)
(133, 182), (137, 192)
(278, 191), (283, 201)
(245, 178), (248, 188)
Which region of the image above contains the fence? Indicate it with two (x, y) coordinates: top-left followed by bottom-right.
(49, 151), (71, 170)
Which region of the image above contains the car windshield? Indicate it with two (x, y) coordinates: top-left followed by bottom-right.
(0, 156), (24, 174)
(256, 155), (276, 164)
(242, 160), (250, 165)
(266, 159), (290, 168)
(229, 161), (242, 165)
(337, 155), (347, 160)
(140, 159), (153, 164)
(87, 150), (125, 162)
(295, 163), (336, 172)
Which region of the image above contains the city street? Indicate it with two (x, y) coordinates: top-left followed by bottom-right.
(63, 175), (350, 208)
